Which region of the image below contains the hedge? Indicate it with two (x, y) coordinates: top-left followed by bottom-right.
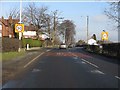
(2, 37), (19, 52)
(84, 43), (120, 59)
(22, 38), (42, 48)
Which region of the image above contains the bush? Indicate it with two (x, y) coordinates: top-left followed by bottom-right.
(22, 38), (42, 48)
(2, 37), (19, 52)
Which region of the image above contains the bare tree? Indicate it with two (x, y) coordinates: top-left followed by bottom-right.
(104, 2), (120, 23)
(49, 10), (63, 45)
(6, 7), (20, 19)
(23, 3), (49, 37)
(59, 20), (76, 45)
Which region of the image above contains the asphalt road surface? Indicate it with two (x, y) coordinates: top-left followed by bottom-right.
(2, 47), (120, 88)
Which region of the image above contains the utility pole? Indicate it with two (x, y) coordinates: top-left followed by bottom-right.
(86, 16), (89, 44)
(118, 2), (120, 42)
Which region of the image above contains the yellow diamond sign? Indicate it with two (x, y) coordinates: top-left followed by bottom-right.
(101, 31), (108, 41)
(15, 24), (24, 33)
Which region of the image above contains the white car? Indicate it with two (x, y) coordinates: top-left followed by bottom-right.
(59, 43), (67, 49)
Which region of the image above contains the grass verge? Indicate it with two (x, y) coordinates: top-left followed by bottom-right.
(1, 50), (26, 61)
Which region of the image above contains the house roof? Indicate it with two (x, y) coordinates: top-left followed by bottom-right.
(0, 16), (36, 31)
(0, 17), (19, 26)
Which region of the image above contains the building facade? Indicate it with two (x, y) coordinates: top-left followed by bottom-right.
(0, 16), (19, 38)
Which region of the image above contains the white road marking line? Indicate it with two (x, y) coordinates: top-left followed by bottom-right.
(46, 49), (51, 52)
(81, 61), (86, 64)
(73, 57), (78, 59)
(90, 70), (105, 75)
(115, 76), (120, 80)
(81, 59), (99, 68)
(32, 69), (42, 72)
(24, 52), (45, 68)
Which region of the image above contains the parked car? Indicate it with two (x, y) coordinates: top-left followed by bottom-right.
(59, 43), (67, 49)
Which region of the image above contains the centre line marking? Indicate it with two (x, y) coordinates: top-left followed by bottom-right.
(81, 58), (99, 68)
(24, 52), (45, 68)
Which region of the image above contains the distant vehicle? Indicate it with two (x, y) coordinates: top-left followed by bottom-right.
(59, 43), (67, 49)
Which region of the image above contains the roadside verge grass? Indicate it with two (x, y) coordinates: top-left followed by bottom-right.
(1, 50), (26, 61)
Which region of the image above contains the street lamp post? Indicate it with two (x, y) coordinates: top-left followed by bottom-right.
(18, 0), (22, 52)
(86, 16), (89, 44)
(80, 16), (89, 44)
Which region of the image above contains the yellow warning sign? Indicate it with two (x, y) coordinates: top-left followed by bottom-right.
(101, 31), (108, 41)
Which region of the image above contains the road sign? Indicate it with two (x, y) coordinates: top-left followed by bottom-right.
(15, 24), (24, 33)
(101, 31), (108, 41)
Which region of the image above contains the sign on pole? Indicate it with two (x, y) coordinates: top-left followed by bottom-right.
(101, 31), (108, 41)
(15, 24), (24, 33)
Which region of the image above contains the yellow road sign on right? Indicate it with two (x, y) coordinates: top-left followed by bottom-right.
(101, 31), (108, 41)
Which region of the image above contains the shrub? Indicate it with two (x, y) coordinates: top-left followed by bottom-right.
(2, 37), (19, 52)
(22, 38), (42, 48)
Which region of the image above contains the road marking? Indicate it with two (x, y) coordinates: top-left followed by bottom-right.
(81, 61), (86, 64)
(90, 70), (105, 75)
(73, 57), (78, 59)
(46, 49), (51, 52)
(115, 76), (120, 80)
(81, 59), (99, 68)
(24, 52), (45, 68)
(32, 68), (42, 72)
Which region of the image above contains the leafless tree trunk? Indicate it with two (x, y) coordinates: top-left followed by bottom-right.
(59, 20), (76, 45)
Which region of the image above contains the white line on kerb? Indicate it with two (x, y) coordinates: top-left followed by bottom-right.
(115, 76), (120, 80)
(24, 52), (45, 68)
(81, 59), (99, 68)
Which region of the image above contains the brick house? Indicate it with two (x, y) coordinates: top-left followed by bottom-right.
(0, 16), (19, 38)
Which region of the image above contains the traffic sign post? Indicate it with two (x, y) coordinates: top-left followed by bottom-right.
(15, 23), (24, 52)
(15, 23), (24, 40)
(17, 0), (23, 52)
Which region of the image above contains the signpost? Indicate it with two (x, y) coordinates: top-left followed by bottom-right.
(15, 23), (24, 52)
(16, 0), (23, 52)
